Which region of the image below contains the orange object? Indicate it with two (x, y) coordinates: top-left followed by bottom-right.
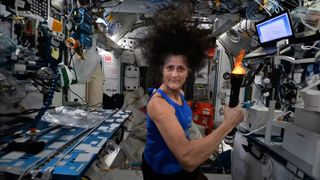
(216, 0), (221, 7)
(260, 0), (268, 11)
(207, 48), (215, 58)
(30, 128), (38, 133)
(52, 19), (63, 32)
(65, 37), (85, 59)
(188, 101), (214, 135)
(65, 37), (80, 49)
(232, 49), (246, 75)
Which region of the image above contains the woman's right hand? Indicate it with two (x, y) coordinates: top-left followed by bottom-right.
(222, 104), (244, 129)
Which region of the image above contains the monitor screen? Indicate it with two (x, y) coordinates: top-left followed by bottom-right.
(256, 12), (293, 44)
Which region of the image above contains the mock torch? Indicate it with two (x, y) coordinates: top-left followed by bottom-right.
(225, 50), (246, 145)
(229, 50), (246, 108)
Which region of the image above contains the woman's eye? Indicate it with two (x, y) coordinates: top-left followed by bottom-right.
(165, 65), (186, 72)
(166, 66), (174, 71)
(177, 67), (186, 72)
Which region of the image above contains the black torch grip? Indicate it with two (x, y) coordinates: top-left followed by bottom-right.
(229, 74), (244, 108)
(225, 73), (244, 145)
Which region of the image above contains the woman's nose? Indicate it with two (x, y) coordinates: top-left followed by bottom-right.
(171, 69), (178, 76)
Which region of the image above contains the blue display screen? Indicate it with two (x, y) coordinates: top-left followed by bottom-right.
(256, 13), (293, 44)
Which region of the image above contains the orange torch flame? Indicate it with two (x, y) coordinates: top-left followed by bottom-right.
(231, 49), (246, 75)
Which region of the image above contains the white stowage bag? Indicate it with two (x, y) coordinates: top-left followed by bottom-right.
(119, 87), (149, 162)
(73, 47), (100, 83)
(124, 64), (140, 91)
(121, 50), (135, 64)
(73, 34), (101, 83)
(134, 47), (148, 67)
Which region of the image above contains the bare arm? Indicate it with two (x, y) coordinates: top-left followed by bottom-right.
(148, 96), (243, 172)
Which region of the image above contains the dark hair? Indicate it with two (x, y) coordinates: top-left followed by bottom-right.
(139, 13), (214, 73)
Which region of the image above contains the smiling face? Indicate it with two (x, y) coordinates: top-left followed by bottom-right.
(162, 55), (189, 92)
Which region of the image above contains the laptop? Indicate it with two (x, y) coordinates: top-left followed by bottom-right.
(245, 11), (295, 59)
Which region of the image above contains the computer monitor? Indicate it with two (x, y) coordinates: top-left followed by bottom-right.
(255, 11), (294, 45)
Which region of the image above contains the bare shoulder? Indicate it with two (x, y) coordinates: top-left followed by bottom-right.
(147, 93), (174, 120)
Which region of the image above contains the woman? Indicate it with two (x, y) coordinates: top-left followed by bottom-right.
(140, 19), (244, 180)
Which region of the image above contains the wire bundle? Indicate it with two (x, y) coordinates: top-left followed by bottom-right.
(34, 68), (60, 122)
(246, 0), (284, 21)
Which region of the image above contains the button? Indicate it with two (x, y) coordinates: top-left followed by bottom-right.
(286, 163), (297, 174)
(297, 170), (304, 178)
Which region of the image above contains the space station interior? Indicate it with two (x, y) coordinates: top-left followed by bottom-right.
(0, 0), (320, 179)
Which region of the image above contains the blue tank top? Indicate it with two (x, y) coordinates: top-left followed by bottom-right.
(143, 89), (192, 174)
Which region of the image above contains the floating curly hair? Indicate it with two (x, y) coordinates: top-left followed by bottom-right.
(139, 8), (214, 73)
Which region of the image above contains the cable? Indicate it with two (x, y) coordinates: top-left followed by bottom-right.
(301, 40), (320, 50)
(220, 2), (235, 13)
(289, 0), (299, 7)
(253, 0), (272, 16)
(236, 19), (259, 44)
(278, 1), (284, 11)
(284, 0), (299, 8)
(63, 0), (74, 28)
(68, 87), (86, 103)
(240, 125), (266, 136)
(307, 0), (320, 7)
(34, 68), (60, 122)
(246, 0), (283, 21)
(246, 2), (267, 21)
(298, 12), (320, 31)
(297, 0), (320, 31)
(278, 78), (298, 109)
(68, 50), (76, 67)
(72, 8), (85, 25)
(113, 2), (122, 14)
(103, 2), (122, 18)
(245, 20), (259, 41)
(31, 78), (50, 92)
(259, 92), (267, 107)
(254, 83), (267, 107)
(239, 111), (292, 136)
(209, 0), (242, 14)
